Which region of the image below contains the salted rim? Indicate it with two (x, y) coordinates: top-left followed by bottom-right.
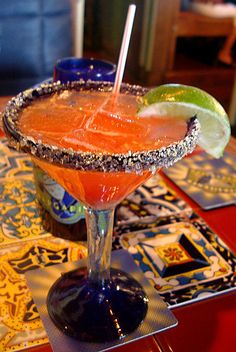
(2, 80), (200, 173)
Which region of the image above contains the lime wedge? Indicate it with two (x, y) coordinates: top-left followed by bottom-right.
(138, 84), (231, 158)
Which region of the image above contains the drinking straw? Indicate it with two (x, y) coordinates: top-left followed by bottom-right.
(85, 4), (136, 128)
(112, 4), (136, 95)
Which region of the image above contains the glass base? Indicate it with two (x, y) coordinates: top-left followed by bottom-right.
(47, 268), (148, 343)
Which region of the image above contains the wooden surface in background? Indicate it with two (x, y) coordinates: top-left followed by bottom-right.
(176, 11), (234, 37)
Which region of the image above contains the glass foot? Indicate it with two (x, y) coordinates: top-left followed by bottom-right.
(47, 268), (148, 342)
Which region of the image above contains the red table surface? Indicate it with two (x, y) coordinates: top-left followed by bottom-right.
(156, 151), (236, 352)
(0, 97), (236, 352)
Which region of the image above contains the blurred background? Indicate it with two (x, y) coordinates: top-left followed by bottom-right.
(1, 0), (236, 133)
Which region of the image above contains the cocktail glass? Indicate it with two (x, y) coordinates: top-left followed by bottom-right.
(3, 80), (200, 343)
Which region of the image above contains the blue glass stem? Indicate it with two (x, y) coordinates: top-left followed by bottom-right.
(85, 207), (115, 283)
(47, 206), (148, 342)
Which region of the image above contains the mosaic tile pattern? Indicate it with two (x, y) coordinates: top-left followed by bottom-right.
(0, 138), (87, 352)
(116, 175), (191, 225)
(1, 136), (235, 351)
(117, 217), (236, 307)
(163, 151), (236, 209)
(0, 238), (87, 352)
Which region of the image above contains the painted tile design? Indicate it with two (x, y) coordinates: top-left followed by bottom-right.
(163, 151), (236, 209)
(0, 237), (87, 352)
(119, 218), (236, 307)
(1, 137), (235, 351)
(116, 175), (191, 225)
(0, 138), (87, 351)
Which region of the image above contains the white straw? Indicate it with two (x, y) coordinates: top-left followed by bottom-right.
(112, 4), (136, 95)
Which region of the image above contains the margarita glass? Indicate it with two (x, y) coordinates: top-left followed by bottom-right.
(3, 80), (200, 342)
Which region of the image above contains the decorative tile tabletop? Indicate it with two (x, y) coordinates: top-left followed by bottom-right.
(1, 137), (235, 351)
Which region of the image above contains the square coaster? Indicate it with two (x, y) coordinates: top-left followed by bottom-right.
(118, 218), (236, 307)
(163, 151), (236, 209)
(25, 249), (177, 352)
(116, 175), (190, 225)
(0, 236), (87, 352)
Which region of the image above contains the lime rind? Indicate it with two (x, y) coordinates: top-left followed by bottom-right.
(138, 84), (231, 159)
(140, 84), (226, 116)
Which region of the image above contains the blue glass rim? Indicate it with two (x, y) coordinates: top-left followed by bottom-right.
(54, 57), (117, 82)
